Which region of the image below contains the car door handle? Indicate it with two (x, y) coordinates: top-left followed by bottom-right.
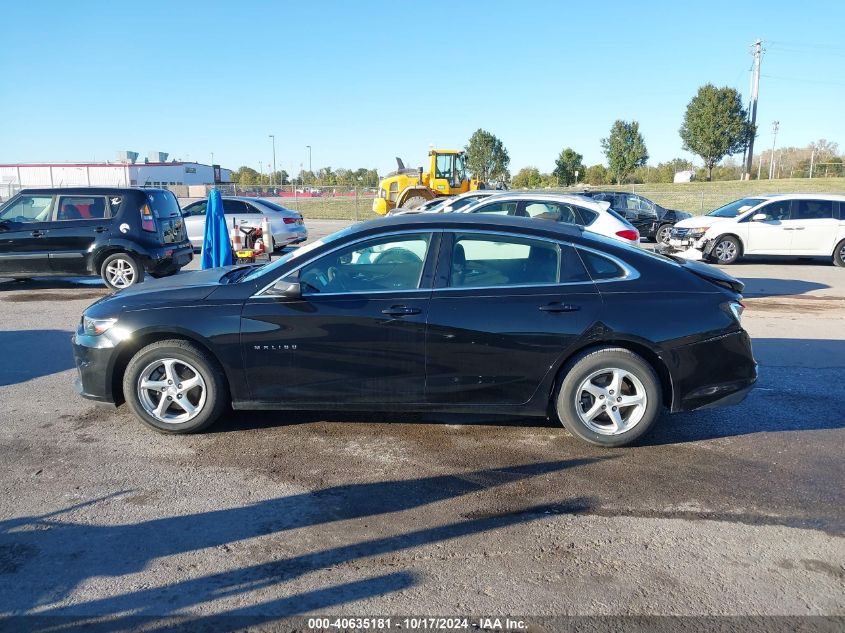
(94, 226), (109, 233)
(30, 230), (48, 237)
(539, 303), (580, 313)
(381, 305), (421, 317)
(793, 227), (805, 230)
(782, 227), (794, 231)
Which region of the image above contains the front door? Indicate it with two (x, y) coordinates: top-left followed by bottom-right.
(0, 194), (54, 275)
(744, 199), (793, 254)
(241, 231), (437, 404)
(46, 194), (114, 275)
(788, 199), (839, 255)
(425, 232), (602, 405)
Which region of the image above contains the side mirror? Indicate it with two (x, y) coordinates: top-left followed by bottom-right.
(752, 213), (769, 222)
(267, 280), (301, 299)
(181, 210), (191, 217)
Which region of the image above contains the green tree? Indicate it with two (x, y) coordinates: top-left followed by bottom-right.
(584, 164), (608, 185)
(679, 84), (752, 181)
(601, 120), (649, 184)
(232, 166), (260, 185)
(552, 148), (585, 186)
(511, 167), (543, 189)
(465, 128), (510, 183)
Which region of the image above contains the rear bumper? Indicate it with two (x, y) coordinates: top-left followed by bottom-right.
(139, 242), (193, 274)
(665, 329), (757, 412)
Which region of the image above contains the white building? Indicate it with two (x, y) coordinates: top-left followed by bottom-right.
(0, 160), (232, 196)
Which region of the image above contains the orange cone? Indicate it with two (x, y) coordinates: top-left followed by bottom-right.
(230, 220), (242, 251)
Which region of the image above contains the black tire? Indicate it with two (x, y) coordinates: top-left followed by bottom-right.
(655, 224), (673, 245)
(122, 339), (229, 434)
(554, 347), (662, 447)
(100, 252), (144, 290)
(833, 239), (845, 268)
(709, 235), (741, 265)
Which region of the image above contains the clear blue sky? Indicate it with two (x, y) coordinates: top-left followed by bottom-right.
(2, 0), (843, 176)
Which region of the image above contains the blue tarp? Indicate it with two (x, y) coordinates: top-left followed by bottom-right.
(200, 189), (233, 269)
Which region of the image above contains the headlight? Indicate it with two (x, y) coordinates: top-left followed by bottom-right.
(83, 316), (117, 336)
(688, 228), (708, 238)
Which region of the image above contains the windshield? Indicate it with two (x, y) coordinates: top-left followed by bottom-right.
(707, 197), (764, 218)
(241, 225), (356, 282)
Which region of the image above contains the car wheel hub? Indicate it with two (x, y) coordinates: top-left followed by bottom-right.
(106, 259), (135, 287)
(573, 367), (647, 435)
(137, 358), (206, 424)
(714, 241), (736, 262)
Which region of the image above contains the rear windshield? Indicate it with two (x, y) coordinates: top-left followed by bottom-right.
(708, 197), (764, 218)
(606, 207), (636, 228)
(146, 190), (181, 218)
(256, 199), (296, 214)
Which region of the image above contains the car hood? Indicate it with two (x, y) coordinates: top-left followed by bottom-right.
(673, 216), (731, 230)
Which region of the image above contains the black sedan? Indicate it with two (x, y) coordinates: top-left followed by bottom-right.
(579, 191), (692, 244)
(72, 213), (756, 447)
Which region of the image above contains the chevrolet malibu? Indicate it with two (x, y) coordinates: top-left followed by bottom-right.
(72, 213), (757, 447)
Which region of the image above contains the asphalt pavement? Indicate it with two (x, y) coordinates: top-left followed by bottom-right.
(0, 220), (842, 626)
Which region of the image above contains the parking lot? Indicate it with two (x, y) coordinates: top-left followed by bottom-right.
(0, 219), (843, 623)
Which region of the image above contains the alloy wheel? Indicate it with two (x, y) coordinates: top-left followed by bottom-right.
(574, 367), (648, 435)
(657, 225), (672, 244)
(137, 358), (207, 424)
(105, 258), (136, 288)
(713, 240), (737, 263)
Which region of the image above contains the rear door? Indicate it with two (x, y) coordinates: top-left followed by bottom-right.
(788, 199), (839, 255)
(46, 194), (113, 274)
(425, 231), (601, 405)
(0, 194), (54, 275)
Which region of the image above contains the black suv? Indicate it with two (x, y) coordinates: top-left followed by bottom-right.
(0, 188), (193, 289)
(578, 191), (691, 244)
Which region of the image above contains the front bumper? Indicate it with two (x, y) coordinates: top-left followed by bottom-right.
(665, 329), (757, 412)
(72, 332), (121, 404)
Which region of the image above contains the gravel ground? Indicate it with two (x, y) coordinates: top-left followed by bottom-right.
(0, 220), (842, 629)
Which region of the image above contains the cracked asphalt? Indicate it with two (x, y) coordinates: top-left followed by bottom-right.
(0, 220), (842, 627)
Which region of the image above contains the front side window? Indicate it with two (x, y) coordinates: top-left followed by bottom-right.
(298, 233), (431, 295)
(0, 195), (53, 222)
(450, 234), (560, 288)
(470, 200), (519, 216)
(758, 200), (792, 221)
(56, 196), (109, 221)
(185, 201), (207, 216)
(795, 199), (834, 220)
(435, 154), (452, 179)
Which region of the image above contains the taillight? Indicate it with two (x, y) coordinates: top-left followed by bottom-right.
(140, 203), (156, 232)
(615, 229), (640, 242)
(728, 301), (745, 324)
(282, 217), (297, 224)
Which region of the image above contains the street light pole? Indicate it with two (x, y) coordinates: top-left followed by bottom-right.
(306, 145), (312, 183)
(269, 135), (276, 186)
(768, 121), (779, 180)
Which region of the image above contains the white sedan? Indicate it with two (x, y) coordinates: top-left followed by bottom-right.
(181, 196), (307, 251)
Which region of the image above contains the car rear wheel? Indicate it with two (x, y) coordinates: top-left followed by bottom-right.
(123, 339), (228, 434)
(101, 253), (143, 290)
(833, 239), (845, 268)
(656, 224), (673, 245)
(554, 347), (662, 447)
(711, 236), (741, 265)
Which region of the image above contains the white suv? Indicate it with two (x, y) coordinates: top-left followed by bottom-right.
(669, 194), (845, 266)
(458, 192), (641, 246)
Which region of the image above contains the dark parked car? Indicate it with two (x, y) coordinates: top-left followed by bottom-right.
(0, 188), (193, 289)
(579, 191), (692, 244)
(72, 213), (756, 447)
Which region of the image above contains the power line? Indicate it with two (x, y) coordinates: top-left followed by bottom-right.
(762, 73), (845, 87)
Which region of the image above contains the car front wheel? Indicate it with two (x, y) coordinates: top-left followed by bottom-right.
(554, 347), (662, 447)
(710, 236), (741, 264)
(123, 339), (228, 433)
(656, 224), (673, 245)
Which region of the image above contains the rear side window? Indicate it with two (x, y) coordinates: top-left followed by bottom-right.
(794, 199), (834, 220)
(451, 233), (560, 287)
(470, 201), (519, 216)
(0, 195), (52, 222)
(146, 190), (181, 218)
(56, 196), (109, 221)
(222, 200), (249, 215)
(578, 249), (626, 280)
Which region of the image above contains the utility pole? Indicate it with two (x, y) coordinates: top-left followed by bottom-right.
(809, 149), (815, 179)
(768, 121), (779, 180)
(306, 145), (312, 182)
(744, 39), (762, 180)
(269, 135), (276, 186)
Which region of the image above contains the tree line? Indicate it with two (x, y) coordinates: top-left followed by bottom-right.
(231, 165), (380, 188)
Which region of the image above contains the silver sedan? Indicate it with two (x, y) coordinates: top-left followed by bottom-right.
(181, 196), (307, 251)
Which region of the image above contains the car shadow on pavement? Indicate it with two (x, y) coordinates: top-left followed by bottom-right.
(0, 459), (599, 623)
(0, 329), (75, 386)
(0, 277), (108, 292)
(737, 277), (830, 298)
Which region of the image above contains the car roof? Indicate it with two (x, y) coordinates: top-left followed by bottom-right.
(18, 187), (159, 196)
(751, 192), (845, 201)
(353, 209), (585, 239)
(459, 190), (607, 209)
